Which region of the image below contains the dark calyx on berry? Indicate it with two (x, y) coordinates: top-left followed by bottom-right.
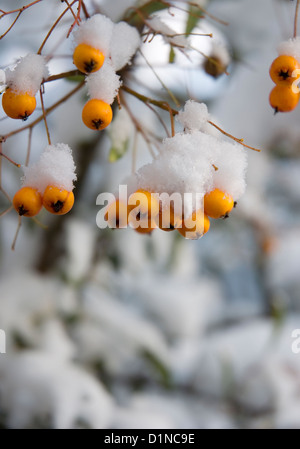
(92, 119), (103, 130)
(18, 205), (29, 216)
(52, 200), (64, 213)
(278, 69), (291, 80)
(20, 112), (29, 121)
(84, 59), (97, 73)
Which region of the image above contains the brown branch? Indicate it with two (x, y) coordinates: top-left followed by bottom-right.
(0, 0), (42, 17)
(45, 70), (81, 83)
(207, 121), (261, 152)
(122, 85), (261, 152)
(37, 0), (79, 54)
(0, 0), (43, 40)
(65, 0), (82, 38)
(0, 11), (22, 40)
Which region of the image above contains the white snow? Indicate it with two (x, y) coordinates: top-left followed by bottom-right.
(0, 351), (113, 429)
(277, 37), (300, 62)
(128, 110), (247, 210)
(5, 54), (48, 95)
(176, 100), (211, 132)
(85, 60), (122, 104)
(72, 14), (114, 56)
(146, 16), (187, 48)
(110, 21), (141, 70)
(22, 143), (77, 193)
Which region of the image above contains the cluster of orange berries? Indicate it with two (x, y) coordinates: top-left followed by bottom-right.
(13, 185), (74, 218)
(104, 188), (234, 239)
(269, 54), (300, 113)
(73, 44), (113, 131)
(72, 15), (139, 132)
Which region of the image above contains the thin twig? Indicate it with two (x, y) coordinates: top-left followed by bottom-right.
(65, 0), (82, 38)
(0, 150), (21, 167)
(11, 216), (22, 251)
(39, 87), (51, 145)
(0, 0), (43, 39)
(122, 85), (262, 152)
(37, 0), (79, 54)
(207, 121), (261, 152)
(138, 49), (180, 107)
(294, 0), (300, 38)
(45, 69), (81, 83)
(187, 1), (229, 26)
(0, 187), (12, 204)
(0, 11), (22, 40)
(0, 0), (42, 17)
(31, 216), (48, 229)
(144, 102), (170, 138)
(25, 127), (33, 166)
(164, 102), (175, 137)
(0, 206), (13, 218)
(132, 130), (138, 174)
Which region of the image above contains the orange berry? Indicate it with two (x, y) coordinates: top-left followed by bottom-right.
(204, 188), (234, 219)
(13, 187), (43, 217)
(269, 55), (300, 85)
(269, 85), (300, 113)
(128, 189), (159, 219)
(43, 186), (74, 215)
(104, 199), (129, 228)
(73, 43), (105, 74)
(157, 204), (182, 232)
(177, 210), (210, 239)
(2, 88), (36, 120)
(82, 99), (113, 130)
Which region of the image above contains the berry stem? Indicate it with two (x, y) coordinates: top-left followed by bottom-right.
(11, 216), (22, 251)
(39, 87), (52, 145)
(0, 140), (21, 167)
(25, 127), (33, 166)
(294, 0), (300, 38)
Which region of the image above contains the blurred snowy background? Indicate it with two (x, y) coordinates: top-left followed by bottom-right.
(1, 0), (300, 429)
